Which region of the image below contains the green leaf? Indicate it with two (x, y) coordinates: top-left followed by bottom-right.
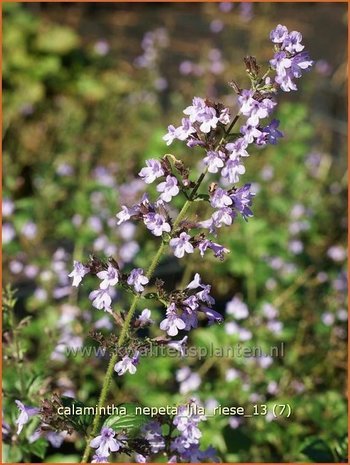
(301, 438), (335, 463)
(60, 397), (93, 434)
(29, 438), (48, 459)
(103, 403), (148, 436)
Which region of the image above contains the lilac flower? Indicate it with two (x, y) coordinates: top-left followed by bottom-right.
(157, 176), (180, 202)
(163, 125), (178, 146)
(3, 198), (14, 217)
(290, 52), (313, 76)
(181, 307), (198, 331)
(186, 273), (203, 290)
(199, 306), (223, 324)
(160, 303), (186, 336)
(142, 421), (165, 453)
(116, 206), (136, 225)
(270, 24), (289, 43)
(247, 98), (276, 127)
(90, 427), (125, 456)
(168, 336), (188, 356)
(198, 239), (229, 260)
(169, 232), (194, 258)
(176, 118), (196, 140)
(176, 369), (201, 395)
(270, 51), (292, 76)
(15, 400), (40, 434)
(221, 156), (246, 184)
(211, 207), (235, 229)
(97, 265), (119, 290)
(114, 352), (139, 376)
(231, 183), (255, 219)
(92, 455), (109, 463)
(219, 107), (230, 124)
(136, 309), (154, 326)
(127, 268), (149, 293)
(203, 150), (225, 173)
(238, 89), (255, 115)
(226, 296), (249, 319)
(183, 97), (206, 122)
(226, 137), (249, 158)
(68, 261), (89, 287)
(139, 159), (164, 184)
(173, 402), (205, 443)
(198, 106), (219, 133)
(210, 188), (232, 208)
(135, 454), (147, 463)
(144, 212), (171, 236)
(284, 31), (304, 54)
(89, 289), (113, 313)
(240, 124), (262, 143)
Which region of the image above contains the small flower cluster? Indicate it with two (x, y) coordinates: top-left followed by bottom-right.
(270, 24), (313, 92)
(159, 273), (222, 336)
(90, 427), (128, 463)
(68, 258), (149, 313)
(169, 399), (217, 462)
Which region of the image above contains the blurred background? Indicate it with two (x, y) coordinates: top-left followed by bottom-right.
(2, 2), (348, 463)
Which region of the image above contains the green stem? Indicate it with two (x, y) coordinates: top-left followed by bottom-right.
(81, 110), (243, 461)
(81, 201), (191, 462)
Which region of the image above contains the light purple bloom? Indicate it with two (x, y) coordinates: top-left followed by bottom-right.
(270, 51), (292, 77)
(168, 336), (188, 356)
(226, 137), (249, 158)
(15, 400), (39, 434)
(186, 273), (203, 290)
(92, 455), (109, 463)
(116, 206), (136, 225)
(97, 265), (119, 290)
(198, 239), (229, 260)
(127, 268), (149, 293)
(160, 303), (186, 336)
(144, 212), (171, 236)
(210, 188), (232, 209)
(284, 31), (304, 54)
(221, 156), (246, 184)
(212, 208), (235, 228)
(240, 124), (262, 143)
(157, 176), (180, 202)
(142, 421), (165, 453)
(270, 24), (289, 43)
(90, 427), (125, 456)
(203, 150), (225, 173)
(169, 232), (194, 258)
(231, 183), (255, 219)
(183, 97), (206, 122)
(136, 309), (154, 326)
(89, 289), (113, 313)
(139, 159), (164, 184)
(163, 125), (178, 146)
(198, 106), (219, 133)
(114, 353), (139, 376)
(238, 89), (255, 115)
(68, 261), (89, 287)
(226, 296), (249, 319)
(176, 118), (196, 140)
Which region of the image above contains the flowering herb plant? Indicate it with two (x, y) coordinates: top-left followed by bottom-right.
(13, 24), (313, 463)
